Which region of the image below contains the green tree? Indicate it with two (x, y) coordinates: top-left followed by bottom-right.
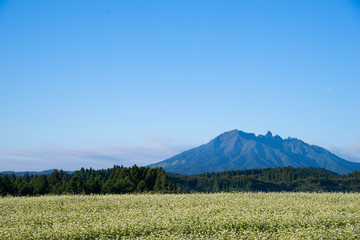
(15, 178), (33, 196)
(0, 175), (14, 196)
(68, 175), (84, 194)
(31, 174), (49, 195)
(136, 180), (146, 192)
(48, 170), (61, 194)
(86, 175), (102, 194)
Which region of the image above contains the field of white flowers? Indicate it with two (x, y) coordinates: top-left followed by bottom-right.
(0, 192), (359, 239)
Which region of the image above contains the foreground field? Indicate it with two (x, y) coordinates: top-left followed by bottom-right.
(0, 193), (359, 239)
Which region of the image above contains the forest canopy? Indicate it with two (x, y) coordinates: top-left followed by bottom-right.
(1, 165), (360, 196)
(0, 165), (174, 196)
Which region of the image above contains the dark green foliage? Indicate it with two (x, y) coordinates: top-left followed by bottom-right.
(0, 165), (175, 196)
(2, 166), (360, 196)
(136, 180), (146, 192)
(31, 174), (49, 195)
(0, 175), (13, 195)
(168, 167), (360, 193)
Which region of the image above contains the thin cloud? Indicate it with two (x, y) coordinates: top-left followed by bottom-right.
(347, 144), (360, 154)
(0, 143), (190, 172)
(328, 143), (360, 163)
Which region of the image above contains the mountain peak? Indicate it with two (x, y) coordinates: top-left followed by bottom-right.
(223, 129), (239, 136)
(265, 131), (273, 138)
(148, 129), (360, 174)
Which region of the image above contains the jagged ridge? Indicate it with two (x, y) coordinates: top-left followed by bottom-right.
(149, 130), (360, 174)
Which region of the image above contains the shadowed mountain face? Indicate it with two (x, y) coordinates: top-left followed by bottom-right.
(149, 130), (360, 175)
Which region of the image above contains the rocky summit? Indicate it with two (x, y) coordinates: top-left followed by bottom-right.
(149, 130), (360, 175)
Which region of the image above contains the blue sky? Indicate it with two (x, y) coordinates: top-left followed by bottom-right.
(1, 0), (360, 171)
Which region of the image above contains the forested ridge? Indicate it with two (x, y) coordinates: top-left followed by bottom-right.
(169, 166), (360, 192)
(1, 166), (360, 196)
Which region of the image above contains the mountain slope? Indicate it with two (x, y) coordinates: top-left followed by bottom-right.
(0, 169), (73, 177)
(149, 130), (360, 174)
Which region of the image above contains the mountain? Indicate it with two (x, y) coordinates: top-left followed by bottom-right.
(149, 130), (360, 175)
(0, 169), (73, 177)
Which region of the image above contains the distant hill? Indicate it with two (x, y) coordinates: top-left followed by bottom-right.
(149, 130), (360, 174)
(0, 169), (73, 177)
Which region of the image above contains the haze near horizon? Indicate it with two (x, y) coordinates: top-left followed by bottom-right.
(1, 0), (359, 171)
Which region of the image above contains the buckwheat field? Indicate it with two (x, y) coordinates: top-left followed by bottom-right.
(1, 192), (359, 239)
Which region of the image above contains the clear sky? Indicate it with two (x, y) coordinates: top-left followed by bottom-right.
(1, 0), (360, 171)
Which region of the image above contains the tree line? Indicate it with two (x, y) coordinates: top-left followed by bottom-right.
(2, 166), (360, 196)
(168, 166), (360, 192)
(0, 165), (175, 196)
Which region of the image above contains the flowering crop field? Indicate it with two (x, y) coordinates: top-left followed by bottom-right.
(0, 193), (359, 239)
